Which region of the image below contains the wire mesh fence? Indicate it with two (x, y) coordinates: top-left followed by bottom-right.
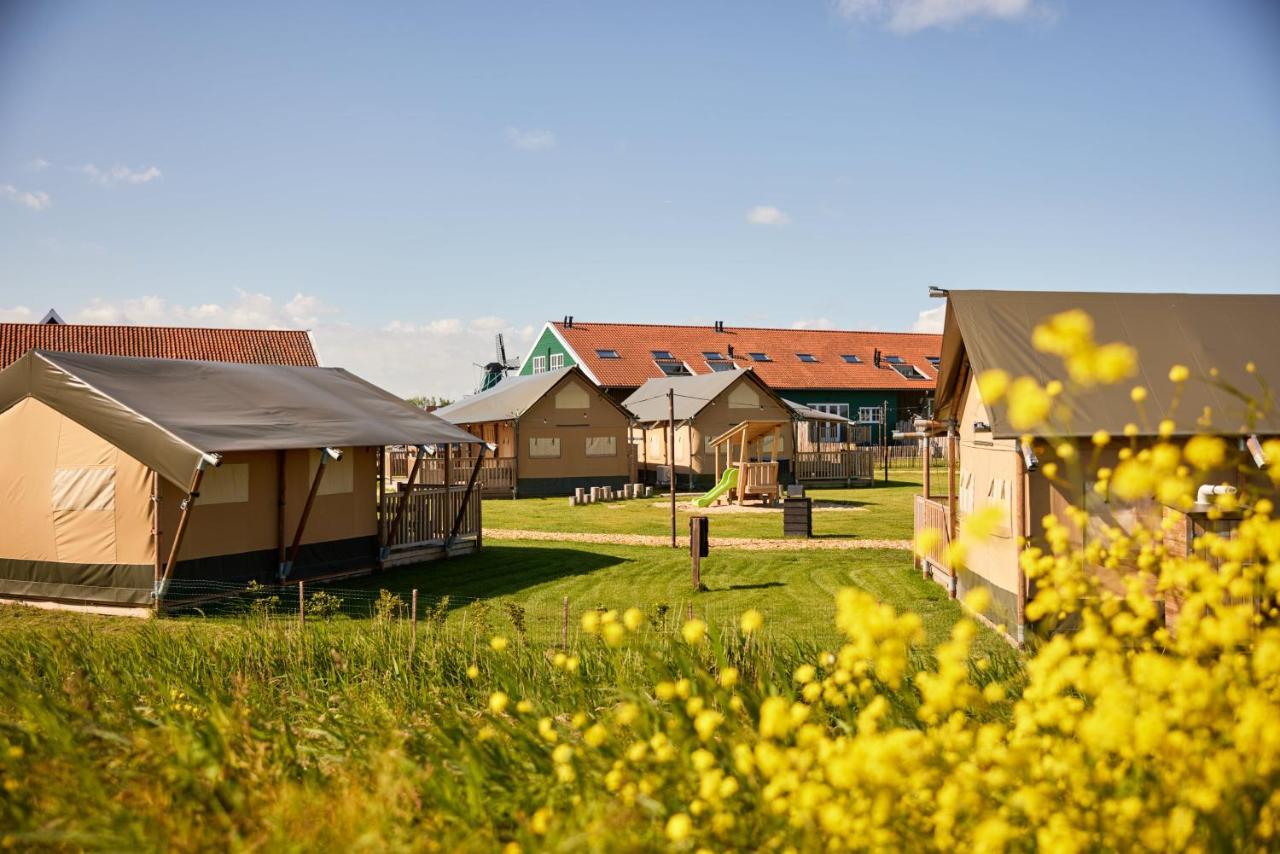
(161, 578), (842, 646)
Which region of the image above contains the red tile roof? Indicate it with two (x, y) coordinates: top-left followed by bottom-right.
(0, 323), (319, 370)
(552, 321), (942, 390)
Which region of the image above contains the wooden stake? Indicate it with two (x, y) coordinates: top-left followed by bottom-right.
(411, 588), (419, 653)
(447, 446), (487, 546)
(561, 595), (569, 648)
(298, 581), (305, 625)
(157, 462), (208, 603)
(284, 451), (330, 577)
(668, 389), (676, 548)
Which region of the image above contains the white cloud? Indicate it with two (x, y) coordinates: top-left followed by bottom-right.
(26, 157), (50, 172)
(745, 205), (791, 226)
(912, 305), (946, 333)
(833, 0), (1041, 33)
(81, 163), (163, 187)
(0, 184), (52, 211)
(505, 127), (557, 151)
(791, 317), (834, 330)
(63, 291), (531, 400)
(0, 305), (34, 322)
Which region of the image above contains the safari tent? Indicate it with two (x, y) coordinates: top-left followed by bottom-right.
(623, 370), (794, 490)
(430, 367), (636, 497)
(0, 350), (485, 612)
(914, 290), (1280, 644)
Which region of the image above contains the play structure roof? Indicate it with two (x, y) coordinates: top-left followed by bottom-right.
(0, 321), (318, 370)
(935, 290), (1280, 438)
(435, 367), (629, 424)
(622, 370), (785, 423)
(0, 350), (483, 486)
(549, 320), (941, 390)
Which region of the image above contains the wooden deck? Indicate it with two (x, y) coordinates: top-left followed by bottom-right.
(380, 483), (482, 567)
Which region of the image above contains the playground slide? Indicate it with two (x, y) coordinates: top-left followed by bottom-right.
(693, 467), (738, 508)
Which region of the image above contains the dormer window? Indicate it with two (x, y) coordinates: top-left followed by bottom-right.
(890, 363), (929, 380)
(656, 360), (691, 377)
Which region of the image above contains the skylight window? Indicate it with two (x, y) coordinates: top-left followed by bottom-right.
(927, 356), (941, 367)
(702, 351), (725, 361)
(884, 355), (905, 364)
(796, 353), (819, 363)
(656, 360), (691, 377)
(595, 349), (621, 359)
(748, 352), (771, 362)
(841, 354), (861, 364)
(891, 363), (929, 380)
(651, 350), (675, 361)
(706, 361), (736, 373)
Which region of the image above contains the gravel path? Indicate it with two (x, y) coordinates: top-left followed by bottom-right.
(485, 528), (912, 551)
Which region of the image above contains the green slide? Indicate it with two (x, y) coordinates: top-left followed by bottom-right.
(693, 467), (738, 508)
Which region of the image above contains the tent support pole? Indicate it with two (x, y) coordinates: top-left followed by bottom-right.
(155, 456), (216, 606)
(276, 450), (287, 568)
(279, 449), (338, 580)
(151, 471), (162, 603)
(386, 445), (425, 554)
(446, 445), (487, 549)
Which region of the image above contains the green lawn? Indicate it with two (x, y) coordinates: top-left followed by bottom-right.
(482, 470), (937, 541)
(190, 536), (1004, 656)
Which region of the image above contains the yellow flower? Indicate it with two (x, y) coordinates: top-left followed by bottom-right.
(1092, 430), (1110, 447)
(977, 369), (1010, 404)
(1045, 379), (1064, 397)
(603, 622), (626, 647)
(1130, 386), (1148, 403)
(1169, 364), (1189, 383)
(580, 611), (600, 634)
(622, 607), (644, 631)
(1032, 309), (1094, 356)
(740, 609), (764, 634)
(466, 664), (480, 680)
(489, 635), (509, 652)
(488, 691), (510, 714)
(552, 743), (574, 764)
(516, 699), (533, 714)
(583, 723), (608, 747)
(1091, 342), (1138, 384)
(718, 667), (739, 689)
(794, 664), (817, 684)
(666, 813), (692, 842)
(694, 709), (723, 741)
(1158, 419), (1175, 438)
(529, 807), (552, 835)
(1006, 378), (1052, 430)
(682, 619), (707, 645)
(1184, 435), (1226, 470)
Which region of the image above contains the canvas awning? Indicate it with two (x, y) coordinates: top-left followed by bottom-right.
(783, 399), (853, 424)
(0, 350), (484, 486)
(935, 290), (1280, 438)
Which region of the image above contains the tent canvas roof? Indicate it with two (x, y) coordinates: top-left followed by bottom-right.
(783, 398), (853, 423)
(935, 290), (1280, 438)
(621, 370), (784, 423)
(0, 350), (482, 486)
(435, 367), (627, 424)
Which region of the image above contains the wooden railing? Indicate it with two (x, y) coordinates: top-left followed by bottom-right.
(913, 494), (951, 576)
(382, 484), (481, 550)
(413, 456), (517, 494)
(740, 461), (779, 496)
(792, 449), (874, 483)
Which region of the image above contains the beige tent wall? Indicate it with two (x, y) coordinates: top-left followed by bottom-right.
(0, 398), (155, 567)
(954, 378), (1022, 628)
(689, 376), (791, 478)
(516, 372), (634, 484)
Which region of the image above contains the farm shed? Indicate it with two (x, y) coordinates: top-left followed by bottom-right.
(914, 290), (1280, 644)
(0, 350), (485, 613)
(430, 367), (635, 497)
(623, 370), (795, 490)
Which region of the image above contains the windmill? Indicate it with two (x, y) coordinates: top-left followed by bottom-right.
(477, 333), (520, 392)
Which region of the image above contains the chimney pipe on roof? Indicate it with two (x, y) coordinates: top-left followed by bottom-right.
(873, 348), (882, 368)
(563, 316), (574, 328)
(714, 320), (724, 332)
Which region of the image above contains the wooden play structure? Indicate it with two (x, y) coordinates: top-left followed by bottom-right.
(699, 420), (786, 506)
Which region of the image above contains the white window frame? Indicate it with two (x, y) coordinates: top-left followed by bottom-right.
(531, 356), (546, 374)
(549, 353), (565, 370)
(528, 436), (561, 458)
(858, 406), (883, 424)
(585, 436), (617, 457)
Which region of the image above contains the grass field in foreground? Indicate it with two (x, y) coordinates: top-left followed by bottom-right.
(481, 469), (941, 541)
(170, 539), (1006, 655)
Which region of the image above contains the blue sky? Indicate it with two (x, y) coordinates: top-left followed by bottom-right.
(1, 1), (1277, 397)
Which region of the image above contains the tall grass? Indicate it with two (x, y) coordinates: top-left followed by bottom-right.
(0, 607), (1021, 850)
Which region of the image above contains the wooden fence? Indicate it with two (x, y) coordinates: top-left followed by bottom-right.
(418, 456), (516, 495)
(382, 484), (481, 551)
(791, 449), (874, 483)
(913, 494), (952, 578)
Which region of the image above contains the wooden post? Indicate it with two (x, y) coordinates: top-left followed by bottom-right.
(882, 400), (889, 483)
(277, 450), (288, 566)
(388, 447), (426, 549)
(947, 421), (959, 570)
(561, 595), (569, 648)
(922, 435), (932, 499)
(298, 581), (305, 625)
(512, 418), (520, 500)
(690, 516), (705, 591)
(668, 389), (677, 548)
(376, 446), (385, 550)
(411, 588), (419, 653)
(151, 470), (162, 592)
(738, 426), (748, 507)
(1014, 449), (1028, 647)
(157, 461), (209, 603)
(447, 446), (487, 546)
(283, 450), (331, 577)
